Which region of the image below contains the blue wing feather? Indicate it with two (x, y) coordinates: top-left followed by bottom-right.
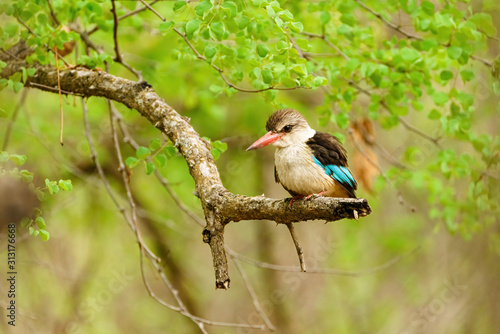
(313, 157), (356, 189)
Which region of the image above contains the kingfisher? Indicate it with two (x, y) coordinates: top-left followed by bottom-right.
(247, 108), (357, 207)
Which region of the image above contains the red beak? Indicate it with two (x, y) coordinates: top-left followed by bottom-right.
(246, 131), (281, 151)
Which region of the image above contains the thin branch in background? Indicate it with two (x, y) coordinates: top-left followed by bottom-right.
(353, 0), (493, 70)
(110, 106), (207, 227)
(28, 82), (85, 96)
(301, 31), (350, 60)
(353, 0), (422, 40)
(285, 223), (306, 272)
(55, 51), (64, 146)
(138, 0), (164, 19)
(111, 0), (123, 63)
(227, 247), (415, 276)
(110, 0), (143, 81)
(47, 0), (60, 26)
(2, 89), (27, 150)
(397, 115), (444, 149)
(348, 128), (416, 212)
(231, 258), (276, 331)
(87, 0), (161, 35)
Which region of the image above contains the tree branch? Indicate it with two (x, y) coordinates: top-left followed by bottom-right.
(1, 61), (372, 288)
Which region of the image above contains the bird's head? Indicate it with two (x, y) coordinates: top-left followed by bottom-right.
(246, 109), (315, 151)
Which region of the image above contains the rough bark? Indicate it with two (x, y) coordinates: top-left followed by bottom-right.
(1, 58), (372, 289)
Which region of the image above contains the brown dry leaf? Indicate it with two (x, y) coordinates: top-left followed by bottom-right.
(351, 119), (379, 193)
(53, 25), (75, 57)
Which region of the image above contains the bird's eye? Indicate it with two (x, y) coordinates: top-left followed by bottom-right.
(282, 125), (292, 133)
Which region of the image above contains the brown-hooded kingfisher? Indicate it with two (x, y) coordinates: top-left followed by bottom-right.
(247, 108), (357, 207)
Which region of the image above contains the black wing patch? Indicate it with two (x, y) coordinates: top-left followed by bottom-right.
(306, 132), (357, 197)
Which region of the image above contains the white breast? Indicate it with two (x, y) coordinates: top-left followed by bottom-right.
(274, 144), (335, 195)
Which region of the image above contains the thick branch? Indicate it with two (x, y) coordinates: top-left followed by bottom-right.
(1, 60), (372, 288)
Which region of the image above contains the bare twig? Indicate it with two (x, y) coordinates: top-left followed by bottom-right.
(47, 0), (60, 26)
(110, 0), (143, 80)
(301, 31), (349, 60)
(111, 107), (207, 227)
(28, 82), (84, 96)
(88, 0), (161, 35)
(232, 258), (276, 331)
(110, 0), (123, 63)
(227, 247), (415, 276)
(138, 0), (164, 20)
(285, 223), (306, 272)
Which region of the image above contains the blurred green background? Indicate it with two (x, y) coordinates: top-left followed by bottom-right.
(1, 0), (499, 333)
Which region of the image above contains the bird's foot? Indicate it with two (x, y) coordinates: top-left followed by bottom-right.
(303, 190), (328, 201)
(288, 195), (305, 209)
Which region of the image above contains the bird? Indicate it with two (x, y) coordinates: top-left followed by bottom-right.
(247, 108), (357, 209)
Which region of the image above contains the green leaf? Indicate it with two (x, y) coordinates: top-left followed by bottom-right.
(20, 169), (33, 183)
(257, 44), (269, 57)
(186, 19), (201, 37)
(469, 13), (497, 37)
(291, 64), (307, 76)
(295, 38), (310, 52)
(195, 1), (212, 16)
(346, 59), (360, 71)
(428, 109), (441, 120)
(211, 22), (225, 39)
(145, 162), (155, 175)
(313, 76), (328, 86)
(432, 92), (449, 105)
(125, 156), (140, 168)
(400, 47), (420, 61)
(221, 2), (237, 18)
(14, 81), (23, 93)
(35, 217), (46, 229)
(205, 46), (216, 59)
(149, 138), (162, 151)
(320, 11), (331, 25)
(288, 21), (304, 33)
(45, 179), (59, 195)
(336, 112), (349, 129)
(447, 46), (462, 60)
(421, 1), (435, 16)
(4, 23), (18, 37)
(236, 16), (250, 29)
(154, 154), (167, 168)
(159, 21), (175, 34)
(58, 179), (73, 191)
(9, 154), (26, 166)
(460, 70), (474, 82)
(262, 68), (273, 84)
(440, 70), (453, 81)
(136, 146), (151, 159)
(39, 229), (50, 241)
(173, 1), (186, 12)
